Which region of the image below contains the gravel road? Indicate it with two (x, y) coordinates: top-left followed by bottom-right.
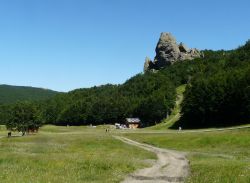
(114, 136), (189, 183)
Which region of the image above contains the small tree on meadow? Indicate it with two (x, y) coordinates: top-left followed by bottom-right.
(6, 102), (42, 135)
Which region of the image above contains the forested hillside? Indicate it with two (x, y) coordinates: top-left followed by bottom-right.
(0, 85), (59, 104)
(1, 40), (250, 129)
(41, 73), (177, 127)
(178, 41), (250, 128)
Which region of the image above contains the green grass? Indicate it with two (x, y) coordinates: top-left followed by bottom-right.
(124, 128), (250, 183)
(142, 84), (250, 182)
(1, 124), (249, 182)
(0, 125), (9, 136)
(148, 85), (186, 130)
(0, 125), (155, 183)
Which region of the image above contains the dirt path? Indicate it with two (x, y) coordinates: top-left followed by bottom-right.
(114, 136), (189, 183)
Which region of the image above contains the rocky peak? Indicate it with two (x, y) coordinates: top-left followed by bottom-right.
(144, 32), (203, 72)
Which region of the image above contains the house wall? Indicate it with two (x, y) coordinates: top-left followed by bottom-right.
(128, 124), (139, 129)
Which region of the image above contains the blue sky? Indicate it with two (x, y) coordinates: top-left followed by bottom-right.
(0, 0), (249, 91)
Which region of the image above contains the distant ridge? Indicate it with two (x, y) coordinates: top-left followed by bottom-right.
(0, 84), (59, 104)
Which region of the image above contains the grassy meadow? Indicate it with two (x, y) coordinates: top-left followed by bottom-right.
(123, 128), (250, 183)
(0, 125), (155, 183)
(0, 124), (250, 183)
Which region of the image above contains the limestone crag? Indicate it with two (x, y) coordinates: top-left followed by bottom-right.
(144, 32), (203, 72)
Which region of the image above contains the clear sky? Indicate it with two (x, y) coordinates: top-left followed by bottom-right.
(0, 0), (249, 91)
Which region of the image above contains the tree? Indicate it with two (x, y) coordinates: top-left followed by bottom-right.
(6, 102), (42, 135)
(135, 90), (175, 127)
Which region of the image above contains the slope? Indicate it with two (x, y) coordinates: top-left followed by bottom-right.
(0, 84), (59, 104)
(147, 85), (186, 130)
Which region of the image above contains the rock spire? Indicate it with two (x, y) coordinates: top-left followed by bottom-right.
(144, 32), (203, 72)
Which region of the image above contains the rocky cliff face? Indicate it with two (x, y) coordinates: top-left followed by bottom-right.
(144, 32), (203, 72)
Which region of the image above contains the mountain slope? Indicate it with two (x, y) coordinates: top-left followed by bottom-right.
(1, 38), (250, 128)
(147, 85), (186, 130)
(0, 85), (59, 104)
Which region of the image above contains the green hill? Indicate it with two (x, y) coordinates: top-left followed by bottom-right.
(1, 40), (250, 128)
(41, 40), (250, 128)
(0, 85), (59, 104)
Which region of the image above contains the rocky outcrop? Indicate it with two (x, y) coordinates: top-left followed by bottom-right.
(144, 32), (203, 72)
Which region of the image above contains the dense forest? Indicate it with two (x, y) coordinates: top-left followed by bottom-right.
(178, 41), (250, 128)
(0, 85), (59, 104)
(0, 40), (250, 130)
